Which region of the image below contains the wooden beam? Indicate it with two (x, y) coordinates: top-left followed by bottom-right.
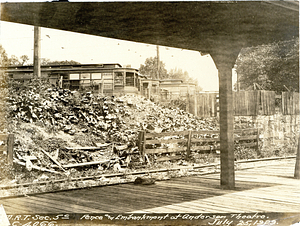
(14, 159), (62, 174)
(146, 139), (187, 144)
(40, 149), (66, 172)
(145, 147), (186, 154)
(62, 160), (111, 168)
(65, 144), (110, 150)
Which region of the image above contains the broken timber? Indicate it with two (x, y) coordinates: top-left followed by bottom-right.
(62, 159), (114, 168)
(65, 144), (111, 151)
(40, 149), (67, 172)
(13, 159), (62, 174)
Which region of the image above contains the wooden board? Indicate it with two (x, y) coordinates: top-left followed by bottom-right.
(142, 128), (259, 155)
(145, 131), (189, 138)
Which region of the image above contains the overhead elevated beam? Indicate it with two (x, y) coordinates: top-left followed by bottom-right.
(1, 2), (298, 54)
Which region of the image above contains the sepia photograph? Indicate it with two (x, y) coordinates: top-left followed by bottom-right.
(0, 1), (299, 225)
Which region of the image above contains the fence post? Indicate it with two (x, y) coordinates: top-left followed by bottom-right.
(138, 131), (144, 155)
(138, 131), (142, 152)
(186, 93), (190, 113)
(294, 134), (300, 179)
(142, 131), (146, 156)
(7, 134), (14, 165)
(186, 131), (192, 158)
(194, 94), (198, 116)
(256, 128), (260, 154)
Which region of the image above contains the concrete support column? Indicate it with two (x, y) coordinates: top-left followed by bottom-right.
(218, 65), (235, 189)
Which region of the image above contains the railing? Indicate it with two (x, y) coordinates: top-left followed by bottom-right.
(138, 128), (259, 160)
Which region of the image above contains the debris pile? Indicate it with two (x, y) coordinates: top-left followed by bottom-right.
(8, 79), (218, 141)
(3, 78), (220, 180)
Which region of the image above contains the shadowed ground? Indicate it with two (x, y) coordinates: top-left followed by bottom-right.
(1, 159), (299, 213)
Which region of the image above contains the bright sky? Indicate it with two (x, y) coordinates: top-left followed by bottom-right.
(0, 20), (221, 91)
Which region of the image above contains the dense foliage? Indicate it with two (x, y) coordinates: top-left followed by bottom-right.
(139, 56), (168, 79)
(235, 38), (299, 93)
(0, 45), (80, 67)
(139, 56), (200, 88)
(0, 44), (9, 67)
(168, 67), (199, 86)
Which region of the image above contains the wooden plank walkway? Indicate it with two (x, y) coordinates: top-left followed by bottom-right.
(1, 159), (299, 214)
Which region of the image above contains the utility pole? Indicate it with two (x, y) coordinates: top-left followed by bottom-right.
(33, 26), (41, 78)
(156, 45), (160, 80)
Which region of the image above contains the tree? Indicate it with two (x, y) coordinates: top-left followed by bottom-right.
(235, 38), (299, 93)
(0, 50), (28, 66)
(20, 55), (29, 65)
(41, 59), (80, 66)
(168, 67), (187, 80)
(140, 56), (201, 89)
(139, 57), (168, 79)
(168, 67), (199, 86)
(0, 45), (9, 67)
(0, 47), (24, 67)
(8, 55), (22, 66)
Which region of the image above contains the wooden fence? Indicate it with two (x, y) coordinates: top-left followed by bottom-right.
(0, 134), (14, 164)
(188, 91), (299, 117)
(195, 93), (218, 117)
(138, 128), (259, 159)
(282, 92), (299, 115)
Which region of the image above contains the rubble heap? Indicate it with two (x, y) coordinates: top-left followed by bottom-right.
(8, 81), (218, 137)
(3, 79), (219, 176)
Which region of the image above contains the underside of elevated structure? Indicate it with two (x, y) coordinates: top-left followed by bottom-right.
(1, 1), (299, 189)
